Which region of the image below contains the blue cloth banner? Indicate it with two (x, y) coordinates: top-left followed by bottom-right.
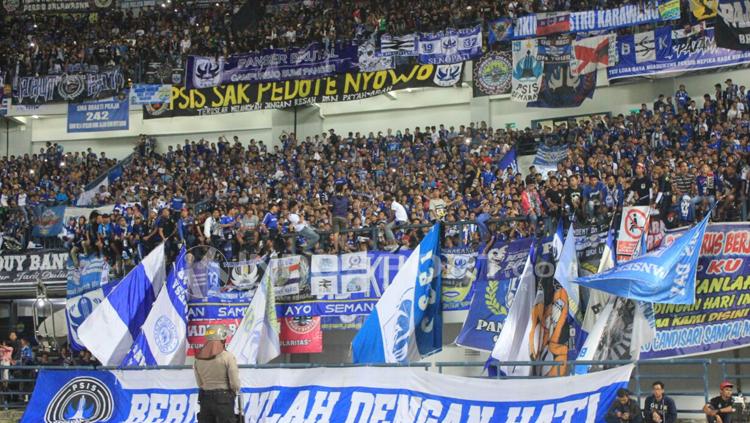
(575, 214), (710, 305)
(488, 18), (514, 44)
(129, 84), (172, 105)
(185, 42), (359, 89)
(532, 144), (568, 177)
(65, 255), (112, 352)
(67, 97), (129, 133)
(498, 147), (518, 174)
(418, 26), (483, 65)
(21, 364), (633, 423)
(642, 223), (750, 359)
(31, 205), (65, 237)
(608, 26), (750, 80)
(514, 3), (670, 39)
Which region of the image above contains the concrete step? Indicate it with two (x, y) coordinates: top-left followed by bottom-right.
(0, 410), (23, 423)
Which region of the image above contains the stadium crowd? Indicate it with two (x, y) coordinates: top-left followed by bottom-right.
(1, 76), (746, 273)
(0, 0), (665, 82)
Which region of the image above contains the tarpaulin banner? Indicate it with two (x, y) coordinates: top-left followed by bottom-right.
(511, 39), (543, 102)
(642, 223), (750, 358)
(488, 18), (514, 44)
(440, 247), (477, 312)
(129, 84), (172, 105)
(0, 249), (68, 283)
(185, 42), (359, 89)
(536, 12), (571, 37)
(608, 26), (750, 80)
(31, 205), (65, 237)
(67, 97), (129, 133)
(1, 0), (113, 13)
(280, 316), (323, 354)
(472, 52), (512, 97)
(65, 255), (112, 352)
(143, 64), (463, 119)
(21, 364), (633, 422)
(528, 36), (597, 109)
(532, 144), (568, 177)
(658, 0), (681, 20)
(690, 0), (718, 20)
(417, 26), (483, 65)
(715, 0), (750, 51)
(14, 70), (126, 105)
(514, 3), (671, 39)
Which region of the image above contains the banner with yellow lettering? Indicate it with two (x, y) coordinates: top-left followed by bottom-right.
(143, 63), (463, 119)
(641, 223), (750, 359)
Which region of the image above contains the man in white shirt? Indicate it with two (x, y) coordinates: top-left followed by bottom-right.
(384, 194), (408, 248)
(287, 202), (319, 253)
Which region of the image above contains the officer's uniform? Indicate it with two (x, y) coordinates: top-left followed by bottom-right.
(194, 325), (241, 423)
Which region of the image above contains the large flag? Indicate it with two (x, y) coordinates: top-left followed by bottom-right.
(571, 35), (617, 75)
(65, 255), (112, 352)
(498, 147), (518, 175)
(352, 224), (441, 363)
(575, 213), (709, 304)
(78, 244), (166, 366)
(555, 223), (583, 360)
(581, 228), (616, 334)
(490, 242), (536, 376)
(121, 247), (189, 366)
(227, 269), (281, 365)
(715, 0), (750, 51)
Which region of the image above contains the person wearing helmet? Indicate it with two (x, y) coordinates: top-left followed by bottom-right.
(194, 324), (241, 422)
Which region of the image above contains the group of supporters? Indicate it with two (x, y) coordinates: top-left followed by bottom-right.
(4, 76), (730, 276)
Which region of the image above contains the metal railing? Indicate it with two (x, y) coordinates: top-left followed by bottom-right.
(2, 358), (749, 415)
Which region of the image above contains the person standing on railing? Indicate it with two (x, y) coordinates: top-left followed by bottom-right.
(194, 324), (241, 423)
(703, 381), (737, 423)
(605, 388), (642, 423)
(643, 381), (677, 423)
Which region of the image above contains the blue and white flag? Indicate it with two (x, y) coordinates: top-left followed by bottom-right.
(227, 269), (280, 365)
(575, 213), (710, 305)
(65, 255), (112, 352)
(490, 242), (537, 376)
(418, 26), (483, 65)
(121, 246), (188, 367)
(129, 84), (172, 105)
(581, 228), (616, 334)
(78, 244), (166, 366)
(352, 224), (441, 363)
(555, 223), (581, 321)
(498, 147), (518, 175)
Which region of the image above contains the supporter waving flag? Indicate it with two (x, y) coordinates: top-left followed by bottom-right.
(352, 224), (441, 363)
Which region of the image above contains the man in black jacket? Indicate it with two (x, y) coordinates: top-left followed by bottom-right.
(644, 381), (677, 423)
(606, 388), (642, 423)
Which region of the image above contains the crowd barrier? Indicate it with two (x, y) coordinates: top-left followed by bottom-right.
(0, 358), (746, 417)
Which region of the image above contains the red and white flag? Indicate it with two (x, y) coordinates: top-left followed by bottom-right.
(571, 35), (618, 75)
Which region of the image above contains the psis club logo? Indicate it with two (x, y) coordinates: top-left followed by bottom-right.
(45, 377), (114, 422)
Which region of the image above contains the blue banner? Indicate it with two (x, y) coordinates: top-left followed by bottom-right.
(185, 42), (359, 89)
(65, 255), (113, 352)
(608, 26), (750, 80)
(67, 97), (129, 133)
(31, 205), (65, 237)
(576, 214), (709, 305)
(418, 26), (483, 65)
(514, 4), (670, 39)
(441, 247), (478, 312)
(21, 365), (633, 423)
(488, 18), (514, 44)
(532, 144), (568, 177)
(129, 84), (172, 104)
(642, 223), (750, 358)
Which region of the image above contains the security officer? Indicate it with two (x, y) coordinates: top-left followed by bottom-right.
(194, 324), (241, 422)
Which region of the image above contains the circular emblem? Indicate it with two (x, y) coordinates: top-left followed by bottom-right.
(57, 74), (85, 101)
(45, 377), (114, 423)
(145, 102), (169, 117)
(286, 316), (318, 334)
(93, 0), (112, 7)
(474, 52), (512, 96)
(624, 208), (648, 239)
(153, 315), (179, 354)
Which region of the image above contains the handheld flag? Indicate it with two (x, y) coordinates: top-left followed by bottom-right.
(498, 147), (518, 175)
(121, 246), (189, 366)
(78, 244), (166, 366)
(227, 269), (280, 365)
(574, 213), (709, 304)
(555, 223), (582, 359)
(490, 242), (536, 376)
(352, 224), (441, 363)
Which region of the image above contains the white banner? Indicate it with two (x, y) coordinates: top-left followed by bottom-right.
(511, 39), (544, 102)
